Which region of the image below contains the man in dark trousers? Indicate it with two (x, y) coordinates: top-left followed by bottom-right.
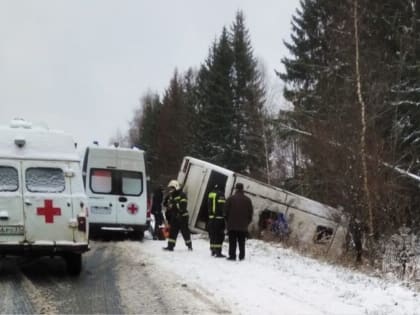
(225, 182), (253, 261)
(163, 180), (192, 251)
(151, 185), (164, 240)
(207, 184), (226, 257)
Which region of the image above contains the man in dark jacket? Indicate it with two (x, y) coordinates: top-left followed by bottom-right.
(151, 185), (164, 240)
(207, 184), (226, 257)
(163, 180), (192, 251)
(224, 182), (253, 261)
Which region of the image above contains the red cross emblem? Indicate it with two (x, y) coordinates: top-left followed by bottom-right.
(37, 199), (61, 223)
(127, 203), (138, 215)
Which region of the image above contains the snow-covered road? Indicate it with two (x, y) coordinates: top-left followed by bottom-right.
(119, 233), (419, 315)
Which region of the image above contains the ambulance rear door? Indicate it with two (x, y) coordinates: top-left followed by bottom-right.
(88, 168), (118, 224)
(113, 149), (147, 227)
(22, 161), (74, 242)
(0, 161), (25, 242)
(115, 169), (146, 226)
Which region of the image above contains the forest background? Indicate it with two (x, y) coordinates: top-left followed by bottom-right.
(113, 1), (420, 261)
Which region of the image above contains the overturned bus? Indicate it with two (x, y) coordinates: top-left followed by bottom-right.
(177, 156), (349, 258)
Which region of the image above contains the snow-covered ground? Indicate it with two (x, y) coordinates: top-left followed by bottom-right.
(119, 233), (419, 315)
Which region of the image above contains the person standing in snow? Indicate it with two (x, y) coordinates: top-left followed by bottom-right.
(163, 179), (192, 251)
(151, 185), (165, 240)
(207, 184), (226, 257)
(224, 182), (253, 261)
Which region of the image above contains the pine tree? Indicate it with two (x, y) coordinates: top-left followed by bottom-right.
(386, 1), (420, 174)
(154, 70), (189, 183)
(195, 29), (236, 167)
(194, 14), (268, 180)
(369, 0), (420, 231)
(280, 0), (357, 205)
(189, 12), (269, 179)
(230, 11), (267, 179)
(280, 0), (420, 239)
(182, 68), (200, 157)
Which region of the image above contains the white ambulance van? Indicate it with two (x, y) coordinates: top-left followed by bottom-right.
(82, 145), (148, 240)
(0, 119), (89, 275)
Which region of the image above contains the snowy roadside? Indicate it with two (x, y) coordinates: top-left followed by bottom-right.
(117, 233), (419, 315)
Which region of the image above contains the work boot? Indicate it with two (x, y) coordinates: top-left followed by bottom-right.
(188, 245), (193, 251)
(162, 246), (174, 251)
(215, 250), (225, 258)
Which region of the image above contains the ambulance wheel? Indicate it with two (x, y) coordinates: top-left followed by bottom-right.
(131, 229), (144, 241)
(139, 230), (144, 241)
(89, 228), (97, 240)
(65, 253), (82, 276)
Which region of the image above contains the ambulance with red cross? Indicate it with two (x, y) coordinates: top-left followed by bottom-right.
(0, 119), (89, 275)
(82, 145), (148, 240)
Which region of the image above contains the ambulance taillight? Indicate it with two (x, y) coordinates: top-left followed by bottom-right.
(77, 215), (87, 232)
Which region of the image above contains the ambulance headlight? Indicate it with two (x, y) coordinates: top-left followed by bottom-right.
(14, 137), (26, 148)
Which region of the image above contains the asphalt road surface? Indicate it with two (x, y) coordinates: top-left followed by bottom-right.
(0, 239), (231, 314)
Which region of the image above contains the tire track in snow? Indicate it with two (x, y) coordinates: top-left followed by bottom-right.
(20, 272), (59, 315)
(116, 240), (234, 314)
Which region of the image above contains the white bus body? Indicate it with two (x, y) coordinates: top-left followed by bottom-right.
(177, 156), (348, 258)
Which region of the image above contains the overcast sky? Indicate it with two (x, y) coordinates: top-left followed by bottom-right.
(0, 0), (300, 150)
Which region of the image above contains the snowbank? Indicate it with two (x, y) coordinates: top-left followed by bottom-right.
(119, 233), (419, 315)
